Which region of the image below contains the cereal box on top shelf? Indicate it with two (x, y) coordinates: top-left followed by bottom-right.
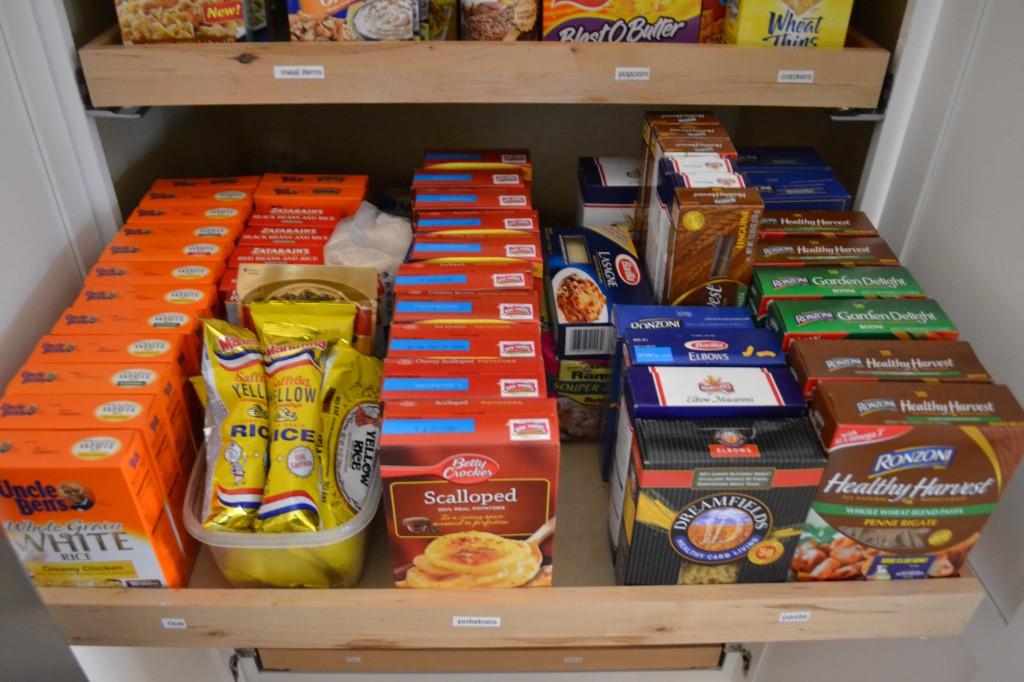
(542, 0), (700, 42)
(116, 0), (249, 44)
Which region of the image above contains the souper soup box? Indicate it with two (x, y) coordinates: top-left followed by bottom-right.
(379, 398), (559, 588)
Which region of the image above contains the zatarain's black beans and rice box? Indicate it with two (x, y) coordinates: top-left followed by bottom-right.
(615, 418), (825, 585)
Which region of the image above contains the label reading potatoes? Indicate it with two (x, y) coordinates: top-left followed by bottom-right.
(274, 65), (326, 80)
(453, 616), (501, 628)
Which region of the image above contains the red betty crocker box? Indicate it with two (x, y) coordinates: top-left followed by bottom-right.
(236, 225), (336, 245)
(412, 169), (526, 190)
(381, 357), (546, 400)
(127, 205), (251, 226)
(408, 232), (542, 274)
(393, 290), (540, 324)
(227, 244), (325, 267)
(246, 206), (344, 227)
(422, 149), (533, 182)
(379, 398), (558, 588)
(86, 260), (225, 287)
(148, 176), (262, 192)
(99, 240), (229, 265)
(387, 322), (541, 359)
(259, 173), (369, 188)
(73, 282), (220, 319)
(394, 261), (534, 292)
(413, 188), (532, 213)
(118, 222), (244, 243)
(414, 210), (540, 233)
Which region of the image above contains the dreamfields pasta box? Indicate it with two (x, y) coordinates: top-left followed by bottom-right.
(615, 418), (825, 585)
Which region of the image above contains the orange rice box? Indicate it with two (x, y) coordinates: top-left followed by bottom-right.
(72, 282), (220, 320)
(99, 239), (230, 267)
(27, 334), (190, 379)
(127, 205), (251, 227)
(259, 173), (369, 189)
(387, 322), (541, 359)
(137, 187), (254, 211)
(118, 221), (244, 243)
(422, 149), (533, 182)
(227, 244), (326, 268)
(393, 289), (540, 324)
(252, 184), (364, 215)
(414, 210), (540, 233)
(85, 260), (226, 288)
(148, 176), (262, 192)
(382, 357), (546, 400)
(0, 429), (192, 587)
(236, 225), (337, 245)
(394, 261), (534, 293)
(245, 206), (345, 228)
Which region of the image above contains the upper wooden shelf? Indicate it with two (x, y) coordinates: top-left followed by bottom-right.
(38, 443), (983, 650)
(78, 28), (890, 108)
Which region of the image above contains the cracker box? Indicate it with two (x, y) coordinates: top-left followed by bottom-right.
(394, 261), (534, 292)
(387, 322), (541, 359)
(0, 429), (191, 587)
(757, 210), (878, 239)
(118, 221), (244, 243)
(749, 266), (927, 323)
(799, 381), (1024, 580)
(660, 187), (763, 307)
(116, 0), (248, 44)
(616, 418), (825, 584)
(393, 290), (540, 324)
(137, 188), (254, 210)
(382, 357), (546, 400)
(625, 328), (785, 368)
(126, 205), (250, 229)
(415, 210), (540, 233)
(754, 236), (900, 267)
(734, 146), (829, 171)
(252, 184), (364, 215)
(765, 298), (959, 351)
(379, 398), (559, 588)
(542, 0), (700, 42)
(245, 206), (345, 228)
(85, 261), (226, 287)
(723, 0), (854, 48)
(412, 169), (526, 190)
(742, 169), (851, 211)
(788, 339), (993, 398)
(148, 176), (262, 192)
(236, 225), (336, 245)
(412, 188), (532, 213)
(576, 157), (640, 231)
(422, 149), (533, 182)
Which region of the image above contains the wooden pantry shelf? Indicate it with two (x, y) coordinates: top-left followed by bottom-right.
(38, 442), (983, 650)
(78, 27), (889, 108)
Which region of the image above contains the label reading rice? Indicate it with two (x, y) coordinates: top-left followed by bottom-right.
(779, 611), (811, 623)
(161, 618), (187, 630)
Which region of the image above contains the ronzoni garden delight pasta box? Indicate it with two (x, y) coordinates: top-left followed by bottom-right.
(615, 417), (825, 585)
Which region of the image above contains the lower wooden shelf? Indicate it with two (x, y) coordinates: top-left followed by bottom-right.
(38, 442), (984, 650)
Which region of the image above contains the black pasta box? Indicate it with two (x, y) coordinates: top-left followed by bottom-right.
(615, 418), (825, 585)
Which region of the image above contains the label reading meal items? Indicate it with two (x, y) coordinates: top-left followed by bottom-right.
(274, 65), (326, 80)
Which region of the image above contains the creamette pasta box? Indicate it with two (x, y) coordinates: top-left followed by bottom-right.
(379, 398), (559, 588)
(615, 418), (825, 585)
(799, 381), (1024, 580)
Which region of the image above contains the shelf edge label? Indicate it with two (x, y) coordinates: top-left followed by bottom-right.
(615, 67), (651, 82)
(453, 616), (502, 628)
(274, 65), (326, 80)
(777, 70), (815, 84)
(778, 611), (811, 623)
(161, 618), (187, 630)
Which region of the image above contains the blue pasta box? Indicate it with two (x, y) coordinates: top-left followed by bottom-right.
(576, 157), (641, 234)
(625, 328), (785, 368)
(742, 169), (851, 211)
(734, 147), (829, 171)
(543, 226), (653, 359)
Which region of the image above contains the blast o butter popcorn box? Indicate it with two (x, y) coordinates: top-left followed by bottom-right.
(379, 398), (559, 588)
(542, 0), (700, 42)
(0, 430), (191, 587)
(724, 0), (854, 47)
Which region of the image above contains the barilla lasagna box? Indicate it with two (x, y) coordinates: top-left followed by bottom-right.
(72, 282), (220, 320)
(148, 176), (262, 192)
(765, 298), (959, 351)
(0, 429), (191, 587)
(734, 146), (829, 171)
(742, 169), (851, 211)
(412, 169), (526, 191)
(394, 261), (534, 293)
(117, 221), (244, 243)
(788, 339), (993, 398)
(544, 225), (653, 358)
(99, 240), (229, 266)
(227, 244), (325, 267)
(408, 232), (543, 277)
(660, 187), (763, 307)
(757, 210), (878, 239)
(421, 149), (533, 182)
(576, 157), (640, 232)
(749, 266), (926, 322)
(381, 357), (546, 400)
(387, 322), (540, 359)
(625, 328), (785, 369)
(245, 206), (344, 228)
(137, 188), (254, 210)
(252, 184), (364, 215)
(85, 261), (225, 288)
(379, 398), (559, 588)
(127, 205), (251, 227)
(27, 334), (190, 378)
(754, 236), (900, 267)
(414, 210), (540, 233)
(236, 225), (336, 245)
(542, 0), (699, 42)
(724, 0), (854, 48)
(798, 381), (1024, 580)
(0, 393), (194, 509)
(393, 289), (540, 324)
(412, 188), (532, 213)
(615, 417), (825, 584)
(259, 173), (369, 189)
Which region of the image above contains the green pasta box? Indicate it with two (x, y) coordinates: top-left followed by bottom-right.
(764, 298), (958, 351)
(749, 266), (927, 323)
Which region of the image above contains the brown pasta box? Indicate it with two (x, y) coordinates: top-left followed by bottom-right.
(788, 339), (993, 398)
(754, 236), (899, 266)
(379, 398), (559, 588)
(798, 381), (1024, 580)
(659, 187), (762, 306)
(757, 210), (879, 239)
